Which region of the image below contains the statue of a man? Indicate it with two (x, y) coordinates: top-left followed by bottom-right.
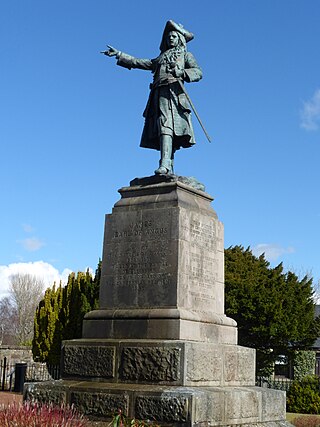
(103, 20), (202, 175)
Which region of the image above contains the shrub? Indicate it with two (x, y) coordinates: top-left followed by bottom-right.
(292, 415), (320, 427)
(111, 409), (159, 427)
(293, 351), (317, 381)
(287, 375), (320, 414)
(0, 402), (89, 426)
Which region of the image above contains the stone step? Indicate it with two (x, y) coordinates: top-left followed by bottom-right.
(24, 380), (290, 427)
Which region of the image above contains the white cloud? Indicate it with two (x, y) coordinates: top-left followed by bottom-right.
(252, 243), (295, 261)
(300, 89), (320, 131)
(19, 237), (45, 252)
(22, 224), (35, 233)
(0, 261), (72, 298)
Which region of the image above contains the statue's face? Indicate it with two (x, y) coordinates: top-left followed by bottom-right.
(167, 31), (179, 48)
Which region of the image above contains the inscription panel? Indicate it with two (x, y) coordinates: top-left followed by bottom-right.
(101, 208), (178, 308)
(179, 211), (224, 313)
(190, 219), (216, 251)
(188, 249), (217, 306)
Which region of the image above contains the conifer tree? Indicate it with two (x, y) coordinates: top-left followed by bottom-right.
(225, 246), (319, 376)
(33, 285), (61, 363)
(32, 261), (101, 364)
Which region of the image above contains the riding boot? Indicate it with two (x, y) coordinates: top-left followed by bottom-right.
(155, 136), (173, 175)
(155, 160), (172, 175)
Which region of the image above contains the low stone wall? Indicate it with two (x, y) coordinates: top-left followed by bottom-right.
(0, 346), (33, 364)
(0, 348), (53, 390)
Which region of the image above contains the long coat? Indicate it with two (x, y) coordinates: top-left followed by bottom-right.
(117, 49), (202, 151)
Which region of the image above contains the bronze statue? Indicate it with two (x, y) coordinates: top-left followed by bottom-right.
(102, 20), (204, 175)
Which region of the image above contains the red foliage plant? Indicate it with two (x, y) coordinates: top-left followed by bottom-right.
(0, 402), (89, 427)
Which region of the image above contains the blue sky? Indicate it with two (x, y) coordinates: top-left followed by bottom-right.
(1, 0), (320, 296)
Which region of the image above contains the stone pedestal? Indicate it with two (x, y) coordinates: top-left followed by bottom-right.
(25, 177), (290, 427)
(84, 178), (237, 345)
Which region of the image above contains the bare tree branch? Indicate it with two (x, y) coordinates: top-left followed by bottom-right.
(0, 297), (19, 345)
(7, 273), (45, 345)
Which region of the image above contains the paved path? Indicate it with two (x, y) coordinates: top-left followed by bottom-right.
(0, 391), (23, 406)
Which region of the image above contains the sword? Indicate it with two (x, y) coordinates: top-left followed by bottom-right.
(176, 79), (212, 143)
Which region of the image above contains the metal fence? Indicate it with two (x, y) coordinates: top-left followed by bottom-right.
(0, 357), (61, 391)
(256, 377), (293, 391)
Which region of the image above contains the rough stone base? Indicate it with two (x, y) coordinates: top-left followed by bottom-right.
(61, 339), (255, 388)
(24, 381), (291, 427)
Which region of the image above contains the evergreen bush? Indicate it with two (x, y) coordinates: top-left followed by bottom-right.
(32, 262), (100, 364)
(287, 375), (320, 414)
(293, 351), (317, 381)
(225, 246), (319, 376)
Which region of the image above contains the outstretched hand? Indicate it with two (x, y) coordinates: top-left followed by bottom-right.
(101, 45), (119, 57)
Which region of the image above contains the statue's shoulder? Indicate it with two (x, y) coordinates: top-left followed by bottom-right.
(185, 51), (196, 60)
(184, 51), (200, 67)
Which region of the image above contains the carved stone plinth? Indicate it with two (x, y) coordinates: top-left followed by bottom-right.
(61, 339), (255, 387)
(24, 178), (291, 427)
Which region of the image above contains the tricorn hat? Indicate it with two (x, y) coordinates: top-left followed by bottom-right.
(159, 20), (194, 52)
